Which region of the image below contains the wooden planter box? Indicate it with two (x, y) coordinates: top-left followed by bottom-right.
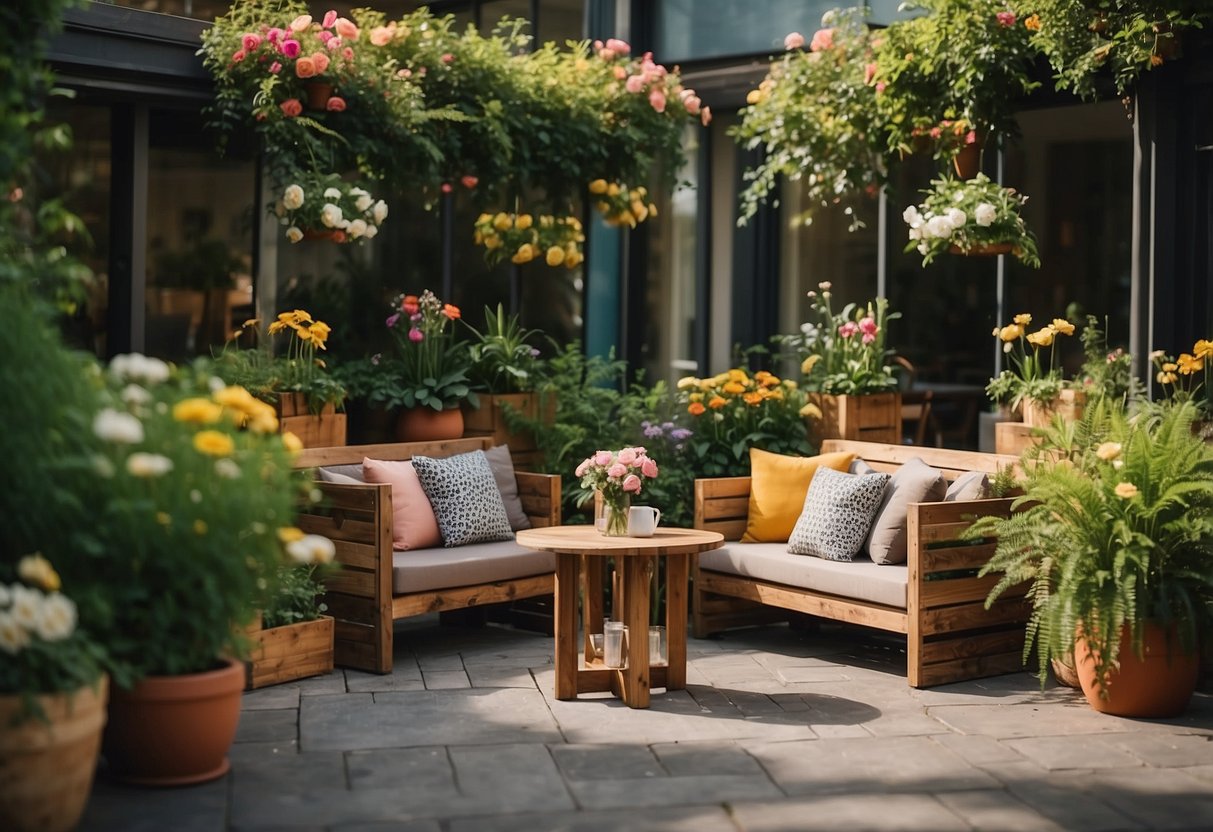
(462, 392), (555, 470)
(276, 393), (347, 449)
(1021, 389), (1086, 428)
(995, 421), (1039, 457)
(808, 392), (901, 445)
(245, 614), (335, 690)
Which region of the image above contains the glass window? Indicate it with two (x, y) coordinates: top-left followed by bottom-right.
(538, 0), (584, 47)
(655, 0), (840, 63)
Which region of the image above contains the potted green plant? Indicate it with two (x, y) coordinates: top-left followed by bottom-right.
(377, 289), (477, 441)
(774, 282), (902, 444)
(904, 174), (1041, 266)
(245, 530), (337, 689)
(986, 312), (1079, 431)
(732, 8), (886, 230)
(1072, 314), (1143, 408)
(970, 399), (1213, 716)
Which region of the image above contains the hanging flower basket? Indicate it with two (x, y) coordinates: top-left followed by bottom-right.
(948, 242), (1014, 257)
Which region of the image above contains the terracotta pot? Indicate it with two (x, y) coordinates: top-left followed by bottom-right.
(304, 80), (334, 110)
(952, 142), (982, 179)
(394, 406), (464, 442)
(102, 658), (244, 786)
(948, 242), (1014, 257)
(1074, 621), (1200, 718)
(302, 228), (343, 242)
(0, 676), (108, 832)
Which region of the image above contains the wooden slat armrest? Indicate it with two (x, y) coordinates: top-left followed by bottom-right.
(693, 477), (752, 533)
(516, 471), (561, 527)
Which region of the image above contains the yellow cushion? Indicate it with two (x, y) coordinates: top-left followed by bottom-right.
(740, 448), (857, 542)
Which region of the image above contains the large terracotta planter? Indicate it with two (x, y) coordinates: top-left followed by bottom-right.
(0, 676), (108, 832)
(808, 392), (901, 445)
(1074, 621), (1200, 718)
(395, 406), (464, 442)
(102, 658), (244, 786)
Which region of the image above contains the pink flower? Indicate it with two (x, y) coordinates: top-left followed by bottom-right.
(683, 94), (702, 115)
(370, 26), (394, 47)
(386, 313), (400, 328)
(342, 47), (354, 61)
(641, 458), (659, 478)
(267, 27), (283, 43)
(269, 61), (282, 74)
(783, 32), (805, 50)
(809, 28), (834, 52)
(929, 127), (942, 139)
(322, 10), (338, 28)
(295, 56), (318, 78)
(280, 98), (302, 117)
(612, 66), (627, 80)
(595, 450), (614, 467)
(606, 38), (631, 55)
(288, 15), (312, 33)
(964, 130), (978, 145)
(326, 96), (346, 112)
(862, 333), (876, 345)
(232, 49), (246, 63)
(618, 448), (638, 465)
(625, 75), (646, 94)
(858, 316), (878, 336)
(441, 183), (453, 194)
(598, 47), (617, 61)
(838, 321), (859, 339)
(441, 53), (454, 64)
(875, 81), (887, 94)
(648, 88), (666, 113)
(622, 474), (642, 493)
(996, 11), (1016, 27)
(864, 62), (878, 85)
(242, 33), (262, 51)
(335, 18), (359, 40)
(312, 52), (331, 74)
(327, 37), (342, 51)
(575, 459), (592, 478)
(461, 175), (479, 189)
(332, 230), (347, 243)
(608, 463), (627, 479)
(408, 328), (423, 343)
(701, 106), (712, 126)
(281, 39), (301, 58)
(318, 30), (334, 43)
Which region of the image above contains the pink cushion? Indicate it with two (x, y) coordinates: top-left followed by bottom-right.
(362, 458), (442, 551)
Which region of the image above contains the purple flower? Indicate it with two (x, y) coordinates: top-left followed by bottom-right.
(386, 313), (400, 329)
(670, 427), (693, 441)
(530, 347), (541, 358)
(643, 422), (664, 438)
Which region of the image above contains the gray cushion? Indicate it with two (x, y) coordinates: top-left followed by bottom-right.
(412, 450), (514, 547)
(788, 468), (891, 561)
(945, 470), (990, 502)
(865, 457), (947, 565)
(849, 458), (877, 476)
(700, 543), (907, 609)
(318, 464), (365, 484)
(392, 541), (554, 594)
(484, 445), (531, 532)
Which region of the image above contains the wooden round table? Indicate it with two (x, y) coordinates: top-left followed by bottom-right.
(515, 526), (724, 708)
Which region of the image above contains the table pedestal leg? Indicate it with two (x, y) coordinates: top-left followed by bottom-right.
(665, 553), (689, 690)
(619, 555), (652, 708)
(554, 553), (580, 700)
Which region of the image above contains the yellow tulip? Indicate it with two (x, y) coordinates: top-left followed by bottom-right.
(998, 324), (1023, 342)
(801, 354), (821, 374)
(493, 212), (512, 231)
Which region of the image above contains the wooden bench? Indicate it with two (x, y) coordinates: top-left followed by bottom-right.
(294, 437), (561, 674)
(692, 440), (1027, 688)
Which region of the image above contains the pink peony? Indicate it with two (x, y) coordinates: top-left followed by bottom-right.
(606, 38), (631, 55)
(996, 11), (1016, 27)
(322, 10), (338, 28)
(838, 321), (859, 339)
(622, 474), (642, 493)
(342, 47), (354, 61)
(326, 96), (346, 112)
(312, 52), (331, 74)
(641, 458), (659, 478)
(575, 459), (590, 477)
(612, 65), (627, 80)
(242, 33), (262, 51)
(295, 56), (318, 78)
(327, 37), (342, 51)
(964, 130), (978, 145)
(809, 28), (834, 52)
(335, 18), (359, 40)
(862, 333), (876, 345)
(281, 39), (301, 58)
(598, 47), (616, 61)
(607, 463), (627, 479)
(648, 88), (666, 113)
(231, 49), (246, 63)
(269, 61), (282, 74)
(595, 450), (614, 467)
(288, 15), (312, 33)
(280, 98), (302, 117)
(267, 27), (283, 43)
(701, 106), (712, 126)
(370, 26), (394, 46)
(625, 75), (646, 94)
(618, 448), (638, 465)
(783, 31), (805, 50)
(408, 327), (423, 343)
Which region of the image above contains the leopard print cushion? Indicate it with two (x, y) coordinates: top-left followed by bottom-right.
(412, 451), (515, 548)
(787, 467), (891, 561)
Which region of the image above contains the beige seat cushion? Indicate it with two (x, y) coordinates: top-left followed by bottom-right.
(392, 541), (555, 594)
(699, 542), (907, 609)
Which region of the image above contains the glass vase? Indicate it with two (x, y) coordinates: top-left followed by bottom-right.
(596, 491), (631, 537)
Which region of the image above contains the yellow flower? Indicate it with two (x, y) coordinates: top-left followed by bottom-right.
(676, 376), (699, 390)
(998, 324), (1023, 342)
(281, 431), (303, 455)
(1095, 442), (1122, 461)
(707, 395), (727, 410)
(545, 246), (565, 267)
(511, 244), (535, 264)
(1051, 318), (1075, 336)
(723, 381), (746, 395)
(214, 386), (259, 412)
(688, 392), (704, 403)
(743, 392), (763, 406)
(1177, 353), (1204, 375)
(800, 402), (823, 420)
(173, 397), (224, 425)
(1024, 13), (1041, 31)
(1157, 371), (1178, 384)
(493, 212), (512, 231)
(245, 401), (280, 434)
(588, 179), (608, 194)
(1026, 327), (1055, 348)
(1114, 482), (1139, 499)
(800, 355), (822, 375)
(308, 321), (331, 348)
(728, 369), (748, 383)
(156, 511), (171, 526)
(1193, 339), (1213, 359)
(193, 519), (208, 535)
(193, 430), (235, 457)
(1162, 362), (1178, 373)
(277, 526), (305, 543)
(483, 234), (502, 250)
(515, 214), (533, 230)
(17, 553), (60, 592)
(1014, 313), (1032, 326)
(698, 378), (718, 392)
(268, 320), (289, 335)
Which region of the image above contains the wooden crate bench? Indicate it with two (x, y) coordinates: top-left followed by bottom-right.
(294, 437), (561, 674)
(692, 440), (1027, 688)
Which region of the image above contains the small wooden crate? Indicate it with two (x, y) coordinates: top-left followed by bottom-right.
(1021, 389), (1086, 428)
(276, 393), (347, 449)
(462, 392), (554, 468)
(245, 615), (335, 690)
(809, 392), (902, 445)
(995, 421), (1039, 457)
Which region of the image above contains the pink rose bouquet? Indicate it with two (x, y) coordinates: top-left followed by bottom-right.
(575, 447), (659, 536)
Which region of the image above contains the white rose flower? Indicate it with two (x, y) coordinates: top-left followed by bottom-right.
(35, 592), (76, 642)
(214, 458), (242, 479)
(902, 206), (921, 225)
(917, 241), (930, 255)
(109, 353), (169, 384)
(285, 226), (304, 244)
(323, 187), (342, 200)
(355, 195), (373, 213)
(321, 204), (343, 228)
(208, 376), (226, 393)
(372, 200), (388, 224)
(925, 216), (953, 239)
(347, 219), (368, 238)
(974, 203), (997, 227)
(338, 218), (351, 229)
(349, 187), (369, 198)
(283, 184), (305, 210)
(364, 225), (378, 239)
(946, 208), (967, 228)
(285, 533), (336, 565)
(0, 611), (29, 655)
(126, 452), (173, 478)
(93, 408), (144, 444)
(9, 586), (41, 632)
(908, 226), (922, 240)
(121, 384), (151, 405)
(954, 191), (966, 203)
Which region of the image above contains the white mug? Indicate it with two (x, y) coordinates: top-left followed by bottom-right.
(628, 506), (662, 537)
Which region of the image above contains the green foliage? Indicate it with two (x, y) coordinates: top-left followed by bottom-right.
(986, 312), (1077, 408)
(464, 304), (543, 394)
(375, 290), (477, 412)
(262, 562), (332, 629)
(1076, 314), (1142, 405)
(970, 399), (1213, 687)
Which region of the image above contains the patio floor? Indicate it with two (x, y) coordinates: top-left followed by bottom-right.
(81, 617), (1213, 832)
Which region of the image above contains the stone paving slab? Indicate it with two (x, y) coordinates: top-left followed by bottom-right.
(936, 789), (1069, 832)
(549, 744), (664, 780)
(82, 775), (228, 832)
(346, 747), (458, 795)
(1004, 734), (1149, 770)
(446, 804), (737, 832)
(236, 707), (299, 744)
(729, 793), (970, 831)
(567, 772), (783, 810)
(651, 741), (768, 777)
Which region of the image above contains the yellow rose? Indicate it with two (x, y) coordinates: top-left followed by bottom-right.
(193, 430), (235, 457)
(493, 212), (512, 231)
(746, 89), (762, 105)
(1051, 318), (1075, 336)
(728, 369), (748, 383)
(1114, 481), (1139, 499)
(743, 392), (763, 406)
(483, 234), (502, 250)
(511, 244), (535, 264)
(630, 201), (649, 222)
(281, 431), (303, 454)
(173, 397), (224, 424)
(607, 183), (621, 197)
(545, 246), (565, 267)
(515, 214), (533, 230)
(723, 381), (746, 395)
(277, 526), (305, 543)
(588, 179), (608, 194)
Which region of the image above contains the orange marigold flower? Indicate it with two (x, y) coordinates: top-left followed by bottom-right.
(1024, 14), (1041, 31)
(442, 303), (461, 320)
(723, 381), (746, 395)
(707, 396), (727, 410)
(743, 392), (763, 406)
(687, 402), (706, 416)
(1177, 353), (1204, 375)
(1194, 339), (1213, 359)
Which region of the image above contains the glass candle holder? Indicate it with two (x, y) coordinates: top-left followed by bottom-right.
(603, 620), (626, 668)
